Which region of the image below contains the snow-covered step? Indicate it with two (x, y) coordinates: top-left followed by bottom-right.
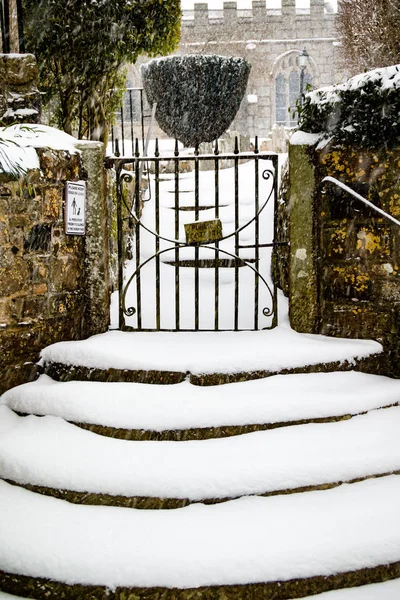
(1, 477), (400, 599)
(2, 371), (400, 441)
(5, 581), (400, 600)
(3, 581), (400, 600)
(39, 329), (384, 385)
(1, 405), (400, 507)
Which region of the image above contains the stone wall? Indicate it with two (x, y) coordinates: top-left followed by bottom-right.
(0, 141), (109, 394)
(0, 53), (41, 124)
(288, 139), (400, 374)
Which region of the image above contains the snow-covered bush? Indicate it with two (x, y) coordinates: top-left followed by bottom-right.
(298, 64), (400, 148)
(141, 54), (250, 147)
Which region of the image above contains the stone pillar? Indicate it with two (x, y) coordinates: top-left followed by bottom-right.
(282, 0), (296, 17)
(0, 54), (41, 123)
(252, 0), (266, 20)
(288, 142), (319, 333)
(311, 0), (325, 19)
(194, 3), (209, 26)
(76, 141), (110, 338)
(223, 2), (238, 24)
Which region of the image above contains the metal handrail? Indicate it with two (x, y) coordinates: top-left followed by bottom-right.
(322, 176), (400, 228)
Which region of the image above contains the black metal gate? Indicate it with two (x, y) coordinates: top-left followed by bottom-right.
(112, 138), (280, 331)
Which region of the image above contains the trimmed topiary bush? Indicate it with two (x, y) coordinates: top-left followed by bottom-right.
(298, 64), (400, 148)
(141, 54), (250, 147)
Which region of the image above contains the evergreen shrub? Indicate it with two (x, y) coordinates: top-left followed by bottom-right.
(298, 64), (400, 148)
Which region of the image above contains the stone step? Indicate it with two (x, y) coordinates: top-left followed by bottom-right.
(38, 329), (386, 385)
(1, 405), (400, 508)
(3, 371), (400, 442)
(1, 477), (400, 598)
(7, 469), (400, 510)
(1, 562), (400, 600)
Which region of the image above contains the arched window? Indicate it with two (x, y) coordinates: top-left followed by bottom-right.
(289, 71), (300, 125)
(275, 70), (313, 126)
(273, 51), (316, 127)
(275, 74), (286, 125)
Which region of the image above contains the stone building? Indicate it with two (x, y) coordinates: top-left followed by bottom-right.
(131, 0), (344, 142)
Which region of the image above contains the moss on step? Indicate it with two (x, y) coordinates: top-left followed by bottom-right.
(74, 413), (357, 441)
(1, 561), (400, 599)
(191, 352), (388, 385)
(42, 351), (387, 386)
(43, 362), (186, 384)
(5, 471), (400, 510)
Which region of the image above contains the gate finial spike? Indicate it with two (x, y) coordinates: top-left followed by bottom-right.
(254, 136), (259, 154)
(115, 138), (120, 158)
(214, 139), (219, 155)
(155, 138), (159, 158)
(194, 144), (199, 157)
(174, 139), (179, 157)
(234, 136), (239, 154)
(135, 138), (140, 158)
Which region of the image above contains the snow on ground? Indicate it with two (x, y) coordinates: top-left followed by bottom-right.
(1, 405), (399, 499)
(0, 476), (399, 588)
(39, 326), (382, 374)
(2, 371), (400, 431)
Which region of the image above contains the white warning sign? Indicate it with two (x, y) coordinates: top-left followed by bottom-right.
(65, 181), (86, 235)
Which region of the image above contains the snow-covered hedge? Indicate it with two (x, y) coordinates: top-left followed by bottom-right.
(298, 64), (400, 148)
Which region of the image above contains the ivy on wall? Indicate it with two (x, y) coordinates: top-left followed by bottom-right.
(297, 64), (400, 148)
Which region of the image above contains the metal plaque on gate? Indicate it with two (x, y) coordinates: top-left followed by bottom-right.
(184, 219), (223, 244)
(65, 181), (86, 235)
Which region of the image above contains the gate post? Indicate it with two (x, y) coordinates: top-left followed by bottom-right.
(288, 140), (320, 333)
(76, 141), (110, 337)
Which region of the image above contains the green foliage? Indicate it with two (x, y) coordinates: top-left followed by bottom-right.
(22, 0), (181, 143)
(297, 65), (400, 149)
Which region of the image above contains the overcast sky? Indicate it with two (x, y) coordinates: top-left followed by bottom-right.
(181, 0), (337, 9)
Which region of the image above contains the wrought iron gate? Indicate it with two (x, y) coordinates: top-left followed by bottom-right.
(111, 138), (280, 331)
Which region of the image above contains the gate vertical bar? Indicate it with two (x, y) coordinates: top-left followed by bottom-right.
(120, 105), (125, 157)
(111, 126), (115, 156)
(129, 90), (134, 155)
(140, 89), (145, 152)
(155, 139), (161, 330)
(194, 145), (200, 330)
(214, 140), (220, 331)
(254, 137), (260, 330)
(272, 154), (279, 328)
(234, 136), (239, 331)
(134, 139), (142, 329)
(174, 139), (180, 330)
(116, 161), (125, 330)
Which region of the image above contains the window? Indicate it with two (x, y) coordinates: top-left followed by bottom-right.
(274, 60), (313, 127)
(275, 74), (286, 125)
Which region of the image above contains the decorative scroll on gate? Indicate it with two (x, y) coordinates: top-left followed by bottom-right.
(111, 138), (281, 332)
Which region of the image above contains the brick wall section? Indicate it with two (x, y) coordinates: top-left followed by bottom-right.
(288, 142), (400, 375)
(0, 143), (109, 394)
